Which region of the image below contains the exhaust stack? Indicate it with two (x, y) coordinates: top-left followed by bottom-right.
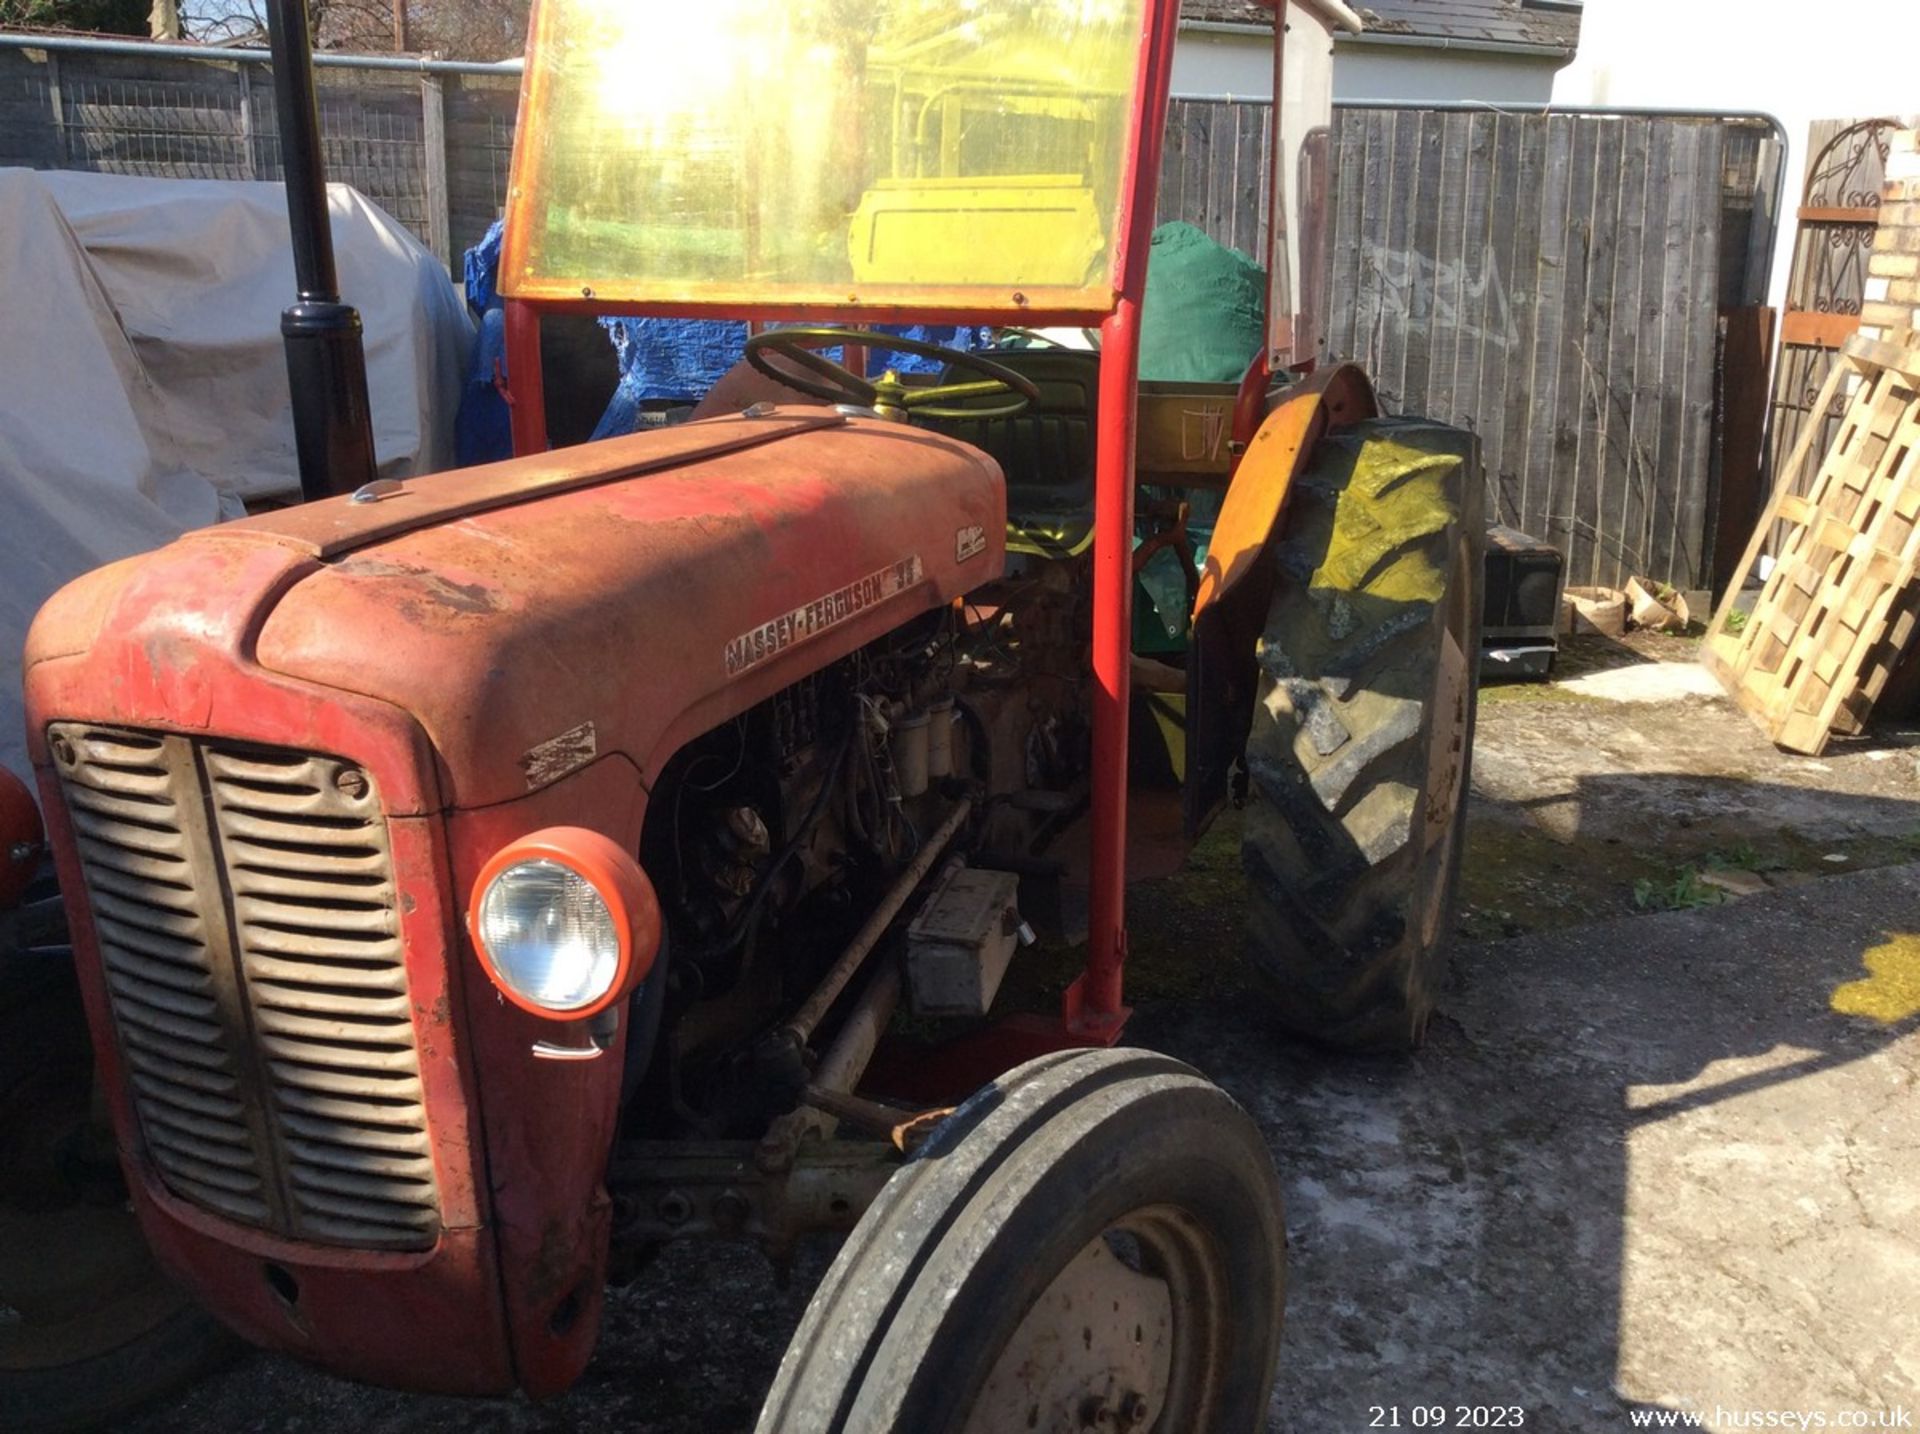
(265, 0), (378, 502)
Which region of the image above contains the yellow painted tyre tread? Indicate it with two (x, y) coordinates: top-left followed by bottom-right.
(1240, 417), (1484, 1051)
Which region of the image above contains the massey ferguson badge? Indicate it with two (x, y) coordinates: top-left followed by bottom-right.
(724, 555), (924, 676)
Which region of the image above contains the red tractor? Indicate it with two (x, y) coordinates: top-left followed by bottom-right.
(18, 0), (1480, 1425)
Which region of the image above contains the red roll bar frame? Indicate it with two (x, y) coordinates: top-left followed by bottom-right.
(501, 0), (1187, 1054)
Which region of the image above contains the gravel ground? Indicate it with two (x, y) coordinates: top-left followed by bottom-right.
(130, 864), (1920, 1432)
(127, 657), (1920, 1431)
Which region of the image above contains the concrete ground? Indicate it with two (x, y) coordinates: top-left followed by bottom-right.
(1462, 633), (1920, 941)
(129, 642), (1920, 1432)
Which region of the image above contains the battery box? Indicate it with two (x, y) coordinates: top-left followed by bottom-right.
(904, 866), (1022, 1018)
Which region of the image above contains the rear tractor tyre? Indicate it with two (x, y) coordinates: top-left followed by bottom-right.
(0, 958), (236, 1433)
(755, 1048), (1287, 1434)
(1241, 416), (1484, 1051)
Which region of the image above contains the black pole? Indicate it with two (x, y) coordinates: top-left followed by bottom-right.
(265, 0), (378, 502)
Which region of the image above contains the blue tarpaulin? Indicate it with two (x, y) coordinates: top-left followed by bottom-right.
(588, 316), (749, 439)
(590, 319), (993, 438)
(456, 221), (993, 460)
(454, 223), (512, 466)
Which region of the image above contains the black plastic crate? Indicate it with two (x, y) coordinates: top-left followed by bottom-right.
(1482, 524), (1563, 680)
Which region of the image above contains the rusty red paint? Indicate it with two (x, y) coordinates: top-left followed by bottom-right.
(22, 410), (1008, 1395)
(251, 413), (1003, 810)
(20, 0), (1235, 1399)
(441, 766), (648, 1392)
(0, 766), (41, 907)
(142, 1207), (509, 1393)
(1229, 350), (1271, 478)
(1073, 298), (1142, 1040)
(505, 299), (548, 455)
(1067, 0), (1182, 1039)
(24, 539), (515, 1389)
(237, 411), (846, 561)
(866, 1012), (1125, 1107)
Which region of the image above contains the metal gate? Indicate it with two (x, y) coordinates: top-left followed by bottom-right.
(1763, 118), (1898, 545)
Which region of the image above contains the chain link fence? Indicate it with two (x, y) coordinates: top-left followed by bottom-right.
(2, 33), (1267, 278)
(0, 35), (519, 266)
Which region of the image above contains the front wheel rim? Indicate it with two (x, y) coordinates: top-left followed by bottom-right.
(964, 1204), (1234, 1434)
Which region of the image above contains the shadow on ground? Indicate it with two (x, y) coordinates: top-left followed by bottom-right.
(126, 783), (1920, 1433)
(1154, 859), (1920, 1429)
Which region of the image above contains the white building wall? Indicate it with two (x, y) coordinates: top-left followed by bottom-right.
(1170, 29), (1273, 98)
(1551, 0), (1920, 316)
(1333, 46), (1557, 105)
(1170, 27), (1560, 104)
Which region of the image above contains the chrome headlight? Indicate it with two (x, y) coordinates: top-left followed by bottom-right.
(468, 828), (660, 1019)
(476, 859), (622, 1011)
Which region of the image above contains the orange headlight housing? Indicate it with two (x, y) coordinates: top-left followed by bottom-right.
(466, 826), (661, 1020)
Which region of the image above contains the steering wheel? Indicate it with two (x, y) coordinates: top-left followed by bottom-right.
(743, 327), (1039, 421)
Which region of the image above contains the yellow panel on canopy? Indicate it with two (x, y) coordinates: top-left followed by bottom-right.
(500, 0), (1148, 316)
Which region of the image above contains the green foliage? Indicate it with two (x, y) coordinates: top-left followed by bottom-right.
(0, 0), (148, 34)
(1632, 868), (1729, 912)
(1703, 842), (1784, 874)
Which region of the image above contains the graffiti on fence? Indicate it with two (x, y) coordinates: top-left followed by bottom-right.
(1361, 238), (1521, 352)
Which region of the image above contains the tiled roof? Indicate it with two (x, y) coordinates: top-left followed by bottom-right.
(1181, 0), (1582, 53)
(1354, 0), (1580, 49)
(1181, 0), (1275, 25)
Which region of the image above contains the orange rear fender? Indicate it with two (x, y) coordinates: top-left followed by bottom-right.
(1194, 362), (1378, 617)
(1182, 363), (1377, 835)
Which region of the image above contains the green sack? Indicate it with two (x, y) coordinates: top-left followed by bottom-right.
(1137, 221), (1266, 384)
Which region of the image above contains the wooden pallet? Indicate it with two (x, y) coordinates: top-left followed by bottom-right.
(1703, 332), (1920, 753)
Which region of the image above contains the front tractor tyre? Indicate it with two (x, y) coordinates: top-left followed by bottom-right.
(756, 1049), (1287, 1434)
(1241, 416), (1484, 1051)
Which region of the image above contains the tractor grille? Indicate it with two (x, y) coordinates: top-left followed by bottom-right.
(49, 723), (440, 1250)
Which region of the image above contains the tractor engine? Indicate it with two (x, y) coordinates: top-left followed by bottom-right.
(634, 556), (1091, 1139)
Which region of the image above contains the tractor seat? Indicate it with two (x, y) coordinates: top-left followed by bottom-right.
(915, 348), (1099, 558)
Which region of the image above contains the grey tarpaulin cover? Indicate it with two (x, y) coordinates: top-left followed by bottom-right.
(1, 169), (472, 793)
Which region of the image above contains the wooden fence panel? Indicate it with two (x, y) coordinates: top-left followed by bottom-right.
(1155, 97), (1270, 259)
(0, 46), (479, 265)
(60, 61), (250, 178)
(444, 75), (519, 265)
(0, 49), (1786, 591)
(1326, 107), (1781, 593)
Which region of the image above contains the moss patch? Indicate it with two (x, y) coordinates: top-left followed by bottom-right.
(1457, 812), (1920, 941)
(1477, 680), (1600, 707)
(1310, 436), (1457, 606)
